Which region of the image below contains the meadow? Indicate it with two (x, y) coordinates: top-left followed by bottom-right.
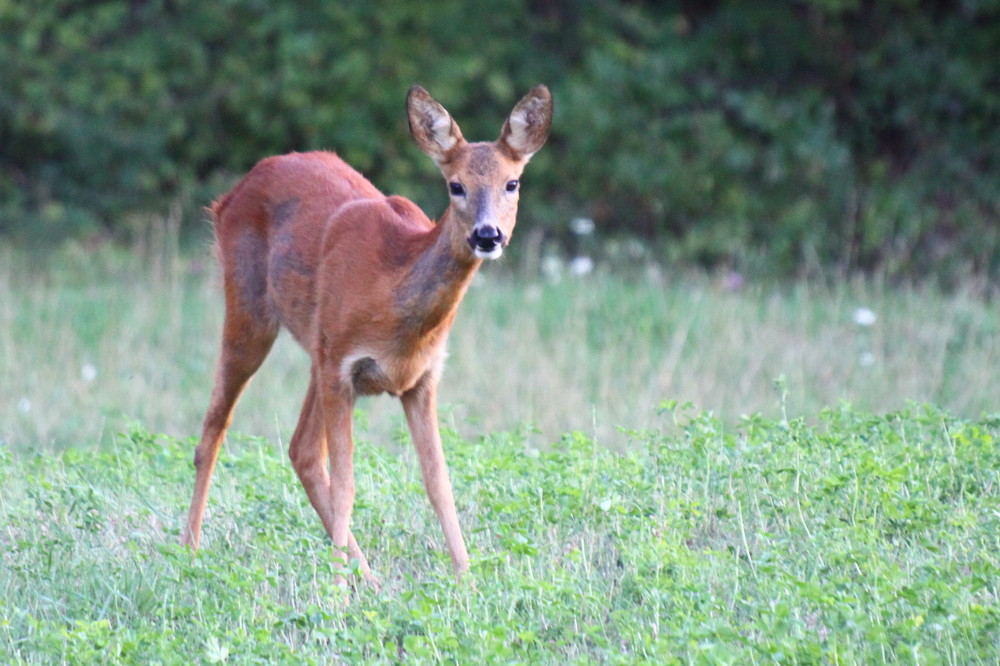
(2, 403), (998, 662)
(1, 240), (999, 662)
(2, 239), (998, 453)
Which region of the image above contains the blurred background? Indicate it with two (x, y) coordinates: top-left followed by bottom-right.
(3, 0), (998, 281)
(2, 1), (999, 451)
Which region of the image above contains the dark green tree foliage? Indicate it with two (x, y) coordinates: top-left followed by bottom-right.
(1, 0), (998, 278)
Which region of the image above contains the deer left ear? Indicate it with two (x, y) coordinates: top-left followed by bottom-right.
(407, 86), (466, 166)
(498, 85), (553, 162)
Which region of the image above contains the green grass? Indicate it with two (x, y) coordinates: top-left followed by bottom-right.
(2, 243), (1000, 662)
(1, 406), (998, 663)
(1, 242), (999, 452)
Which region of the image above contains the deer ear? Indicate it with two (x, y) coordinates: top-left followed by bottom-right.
(498, 84), (553, 162)
(407, 86), (466, 165)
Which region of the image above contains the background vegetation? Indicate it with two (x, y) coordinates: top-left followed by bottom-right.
(3, 0), (999, 280)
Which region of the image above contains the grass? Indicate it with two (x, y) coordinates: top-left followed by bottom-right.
(1, 240), (999, 452)
(1, 406), (998, 663)
(2, 239), (999, 661)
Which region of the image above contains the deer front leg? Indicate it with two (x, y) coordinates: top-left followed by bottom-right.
(320, 381), (357, 587)
(401, 375), (470, 579)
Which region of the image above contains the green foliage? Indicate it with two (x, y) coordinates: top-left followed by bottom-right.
(1, 1), (998, 278)
(560, 0), (1000, 277)
(2, 406), (999, 662)
(0, 0), (557, 241)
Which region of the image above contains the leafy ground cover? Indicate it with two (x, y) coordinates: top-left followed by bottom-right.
(2, 403), (997, 663)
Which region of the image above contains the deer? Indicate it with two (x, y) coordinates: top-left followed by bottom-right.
(180, 84), (553, 588)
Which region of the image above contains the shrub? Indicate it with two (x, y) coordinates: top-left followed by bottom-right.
(2, 1), (997, 280)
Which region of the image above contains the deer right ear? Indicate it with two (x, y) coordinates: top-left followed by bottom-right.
(407, 86), (466, 166)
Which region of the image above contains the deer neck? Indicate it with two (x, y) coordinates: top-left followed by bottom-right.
(395, 206), (482, 346)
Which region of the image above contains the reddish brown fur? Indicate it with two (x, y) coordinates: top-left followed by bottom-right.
(181, 86), (552, 589)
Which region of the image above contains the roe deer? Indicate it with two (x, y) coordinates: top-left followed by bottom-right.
(180, 85), (553, 587)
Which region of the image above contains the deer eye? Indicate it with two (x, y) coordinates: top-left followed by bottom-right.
(505, 180), (519, 192)
(449, 182), (466, 197)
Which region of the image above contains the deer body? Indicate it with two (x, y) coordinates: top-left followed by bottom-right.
(181, 86), (552, 588)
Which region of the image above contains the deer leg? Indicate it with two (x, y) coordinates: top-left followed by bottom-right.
(181, 313), (277, 550)
(318, 375), (357, 587)
(401, 376), (470, 579)
(289, 370), (378, 587)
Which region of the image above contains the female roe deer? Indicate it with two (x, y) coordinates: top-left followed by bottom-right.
(180, 85), (553, 587)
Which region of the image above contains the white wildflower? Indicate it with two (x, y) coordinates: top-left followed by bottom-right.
(852, 307), (877, 326)
(569, 256), (594, 276)
(541, 255), (563, 283)
(570, 217), (595, 235)
(81, 363), (97, 383)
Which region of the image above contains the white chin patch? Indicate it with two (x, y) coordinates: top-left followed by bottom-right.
(474, 246), (504, 260)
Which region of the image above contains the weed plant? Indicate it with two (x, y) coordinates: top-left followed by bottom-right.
(1, 404), (998, 662)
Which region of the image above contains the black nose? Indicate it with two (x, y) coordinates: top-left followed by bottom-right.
(468, 225), (506, 252)
(475, 225), (499, 241)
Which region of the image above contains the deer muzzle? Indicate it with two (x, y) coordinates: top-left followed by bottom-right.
(468, 224), (507, 259)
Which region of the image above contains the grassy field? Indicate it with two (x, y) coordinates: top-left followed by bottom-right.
(1, 407), (998, 663)
(1, 242), (998, 452)
(1, 242), (999, 662)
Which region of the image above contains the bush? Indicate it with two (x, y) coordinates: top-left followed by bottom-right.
(2, 1), (997, 280)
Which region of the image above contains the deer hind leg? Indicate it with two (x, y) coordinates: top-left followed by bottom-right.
(182, 236), (278, 549)
(289, 370), (379, 588)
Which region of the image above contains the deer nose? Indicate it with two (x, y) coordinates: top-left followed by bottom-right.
(475, 225), (499, 241)
(468, 224), (507, 259)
